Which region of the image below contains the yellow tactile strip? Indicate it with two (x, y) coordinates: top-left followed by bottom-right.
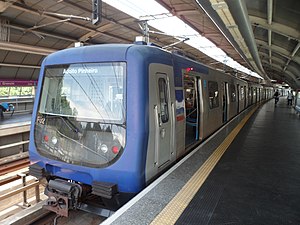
(150, 106), (259, 225)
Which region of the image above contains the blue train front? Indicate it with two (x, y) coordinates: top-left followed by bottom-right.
(29, 43), (179, 216)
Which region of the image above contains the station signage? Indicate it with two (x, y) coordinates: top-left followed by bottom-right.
(0, 80), (37, 87)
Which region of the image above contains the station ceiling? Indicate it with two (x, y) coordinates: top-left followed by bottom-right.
(0, 0), (299, 89)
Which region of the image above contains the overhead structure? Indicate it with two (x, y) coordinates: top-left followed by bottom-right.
(0, 0), (299, 89)
(157, 0), (300, 89)
(92, 0), (102, 25)
(0, 0), (238, 81)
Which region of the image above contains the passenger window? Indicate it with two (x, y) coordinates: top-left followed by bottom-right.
(208, 81), (219, 109)
(240, 86), (244, 100)
(230, 84), (236, 102)
(158, 78), (169, 123)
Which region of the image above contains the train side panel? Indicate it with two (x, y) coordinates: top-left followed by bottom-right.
(202, 72), (223, 138)
(28, 44), (275, 217)
(237, 80), (248, 112)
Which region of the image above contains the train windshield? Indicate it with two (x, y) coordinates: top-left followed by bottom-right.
(34, 62), (126, 167)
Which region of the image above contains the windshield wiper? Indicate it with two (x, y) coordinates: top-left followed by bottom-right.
(99, 121), (126, 129)
(60, 116), (82, 133)
(43, 113), (82, 133)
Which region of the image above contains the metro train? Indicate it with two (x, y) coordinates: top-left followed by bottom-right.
(29, 42), (273, 216)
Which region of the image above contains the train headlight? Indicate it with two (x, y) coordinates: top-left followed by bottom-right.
(100, 144), (108, 153)
(51, 136), (58, 145)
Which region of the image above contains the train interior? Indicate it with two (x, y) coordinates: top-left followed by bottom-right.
(184, 76), (199, 147)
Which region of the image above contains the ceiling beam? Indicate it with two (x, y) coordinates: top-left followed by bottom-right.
(60, 0), (142, 43)
(0, 63), (40, 69)
(8, 23), (77, 42)
(10, 3), (132, 43)
(0, 41), (55, 55)
(259, 52), (285, 65)
(267, 0), (273, 65)
(250, 16), (300, 42)
(259, 52), (300, 76)
(172, 9), (200, 16)
(263, 65), (292, 82)
(259, 39), (300, 87)
(256, 39), (300, 65)
(262, 62), (300, 87)
(0, 0), (17, 12)
(283, 42), (300, 71)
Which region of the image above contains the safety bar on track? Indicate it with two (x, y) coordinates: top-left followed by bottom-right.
(0, 173), (41, 206)
(0, 140), (29, 150)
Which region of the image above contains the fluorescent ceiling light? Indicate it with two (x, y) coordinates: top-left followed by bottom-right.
(104, 0), (263, 79)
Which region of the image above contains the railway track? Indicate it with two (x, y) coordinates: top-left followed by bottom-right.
(0, 153), (29, 176)
(0, 155), (106, 225)
(0, 122), (106, 224)
(31, 209), (106, 225)
(1, 200), (106, 225)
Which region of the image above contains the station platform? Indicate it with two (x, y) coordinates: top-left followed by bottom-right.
(0, 113), (31, 136)
(103, 99), (300, 225)
(0, 113), (31, 128)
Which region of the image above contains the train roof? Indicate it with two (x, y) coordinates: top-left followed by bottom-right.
(43, 44), (133, 66)
(41, 43), (262, 86)
(42, 43), (176, 66)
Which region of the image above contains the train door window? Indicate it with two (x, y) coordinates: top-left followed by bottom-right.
(230, 84), (236, 102)
(240, 86), (245, 100)
(208, 81), (219, 109)
(240, 86), (244, 109)
(260, 88), (262, 100)
(158, 78), (169, 123)
(265, 89), (267, 99)
(236, 84), (240, 113)
(248, 87), (251, 99)
(244, 86), (247, 106)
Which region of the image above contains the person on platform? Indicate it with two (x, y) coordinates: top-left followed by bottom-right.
(287, 90), (293, 106)
(273, 90), (280, 106)
(0, 102), (14, 119)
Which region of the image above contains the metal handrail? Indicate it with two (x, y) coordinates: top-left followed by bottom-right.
(0, 140), (29, 150)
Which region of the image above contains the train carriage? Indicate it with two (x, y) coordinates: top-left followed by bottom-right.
(29, 43), (272, 216)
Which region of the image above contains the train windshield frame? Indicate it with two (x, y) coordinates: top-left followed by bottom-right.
(34, 62), (127, 168)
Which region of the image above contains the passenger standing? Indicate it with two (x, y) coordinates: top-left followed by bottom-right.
(0, 103), (14, 119)
(273, 90), (280, 106)
(287, 91), (293, 106)
(0, 102), (9, 119)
